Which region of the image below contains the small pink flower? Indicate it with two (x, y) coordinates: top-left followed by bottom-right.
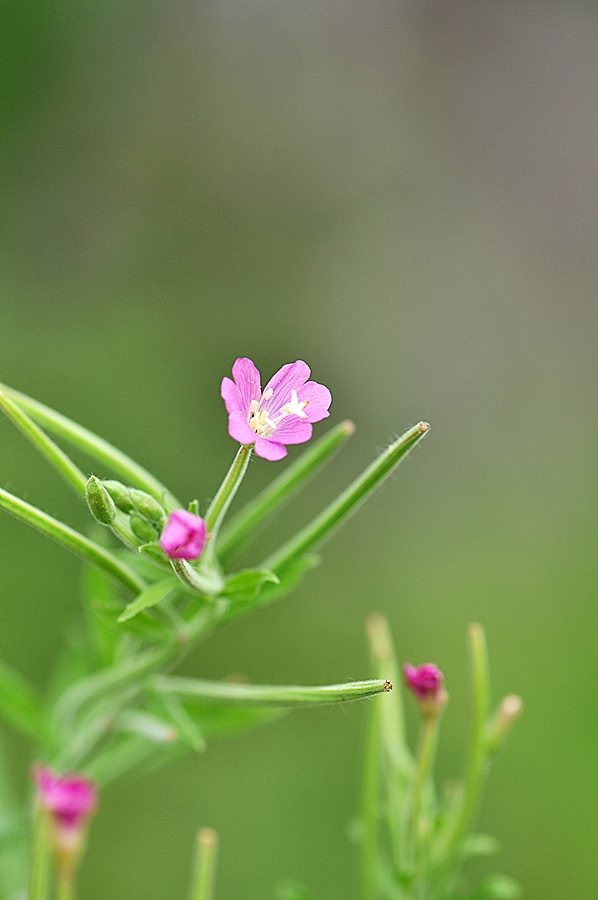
(33, 766), (97, 830)
(403, 663), (443, 700)
(221, 358), (332, 461)
(160, 510), (207, 559)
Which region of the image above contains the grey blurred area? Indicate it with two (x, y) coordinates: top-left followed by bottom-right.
(0, 1), (597, 898)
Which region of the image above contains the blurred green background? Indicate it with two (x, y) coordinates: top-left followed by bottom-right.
(1, 1), (597, 897)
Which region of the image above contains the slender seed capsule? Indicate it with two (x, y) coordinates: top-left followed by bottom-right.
(129, 489), (166, 524)
(86, 476), (117, 525)
(103, 480), (135, 514)
(129, 513), (159, 543)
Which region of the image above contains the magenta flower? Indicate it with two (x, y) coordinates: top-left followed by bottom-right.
(160, 510), (207, 559)
(403, 663), (443, 700)
(404, 663), (447, 719)
(33, 766), (97, 830)
(221, 358), (332, 461)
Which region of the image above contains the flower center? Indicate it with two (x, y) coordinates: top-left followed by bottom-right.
(248, 388), (309, 437)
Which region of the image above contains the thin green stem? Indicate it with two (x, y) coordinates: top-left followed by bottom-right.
(409, 717), (439, 871)
(432, 624), (490, 883)
(0, 487), (146, 594)
(56, 872), (75, 900)
(151, 676), (393, 706)
(29, 803), (52, 900)
(262, 422), (429, 576)
(202, 445), (252, 564)
(0, 389), (87, 496)
(217, 421), (355, 565)
(189, 828), (218, 900)
(0, 384), (182, 511)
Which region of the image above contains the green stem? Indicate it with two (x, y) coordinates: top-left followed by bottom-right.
(433, 625), (490, 880)
(151, 676), (393, 706)
(0, 384), (182, 511)
(189, 828), (218, 900)
(56, 872), (75, 900)
(0, 389), (87, 497)
(203, 445), (252, 563)
(0, 487), (146, 595)
(217, 421), (355, 565)
(262, 422), (429, 576)
(409, 717), (439, 870)
(29, 803), (52, 900)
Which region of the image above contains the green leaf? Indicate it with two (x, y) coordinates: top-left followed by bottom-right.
(84, 733), (166, 787)
(221, 554), (320, 624)
(117, 710), (178, 743)
(0, 660), (52, 747)
(152, 675), (393, 706)
(117, 576), (180, 622)
(222, 568), (279, 602)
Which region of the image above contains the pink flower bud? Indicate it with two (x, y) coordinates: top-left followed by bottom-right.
(160, 510), (207, 559)
(403, 663), (447, 719)
(33, 766), (97, 830)
(33, 766), (97, 882)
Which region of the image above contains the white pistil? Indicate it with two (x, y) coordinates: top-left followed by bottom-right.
(279, 389), (309, 419)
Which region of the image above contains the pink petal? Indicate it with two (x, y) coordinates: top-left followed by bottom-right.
(160, 510), (206, 559)
(298, 381), (332, 423)
(271, 419), (313, 444)
(231, 358), (261, 411)
(221, 377), (244, 416)
(254, 437), (288, 460)
(227, 410), (257, 445)
(263, 361), (311, 414)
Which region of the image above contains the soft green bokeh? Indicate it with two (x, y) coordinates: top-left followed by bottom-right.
(1, 2), (597, 898)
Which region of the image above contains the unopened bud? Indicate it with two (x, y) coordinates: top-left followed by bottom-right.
(129, 513), (159, 543)
(404, 662), (448, 720)
(485, 695), (523, 752)
(85, 476), (116, 525)
(103, 480), (134, 513)
(32, 766), (97, 884)
(129, 489), (166, 525)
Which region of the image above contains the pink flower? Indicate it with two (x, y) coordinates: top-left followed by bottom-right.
(221, 358), (332, 461)
(33, 766), (97, 830)
(403, 663), (443, 700)
(160, 510), (207, 559)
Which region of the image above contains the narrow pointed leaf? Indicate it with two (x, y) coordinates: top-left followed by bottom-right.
(222, 569), (279, 602)
(217, 420), (355, 565)
(0, 486), (146, 595)
(220, 554), (320, 624)
(0, 389), (87, 496)
(262, 422), (429, 577)
(118, 576), (180, 622)
(0, 384), (181, 511)
(152, 675), (392, 706)
(158, 692), (206, 752)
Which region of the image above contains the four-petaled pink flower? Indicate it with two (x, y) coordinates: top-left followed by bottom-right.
(221, 358), (332, 461)
(33, 766), (97, 831)
(160, 510), (207, 560)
